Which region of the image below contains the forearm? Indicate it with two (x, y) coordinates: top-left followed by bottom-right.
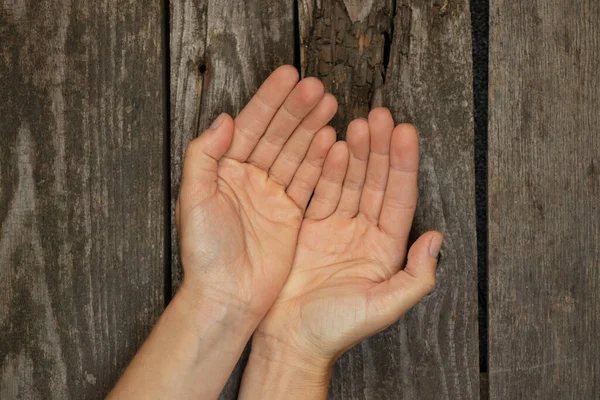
(239, 333), (333, 400)
(108, 284), (256, 400)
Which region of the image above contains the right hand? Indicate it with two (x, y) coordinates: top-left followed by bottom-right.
(252, 109), (442, 371)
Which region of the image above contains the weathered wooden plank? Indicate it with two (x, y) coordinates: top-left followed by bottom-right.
(169, 1), (294, 397)
(488, 1), (600, 398)
(299, 1), (479, 398)
(0, 0), (166, 398)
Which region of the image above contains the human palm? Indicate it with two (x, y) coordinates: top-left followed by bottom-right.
(177, 66), (339, 316)
(255, 109), (442, 363)
(180, 159), (302, 312)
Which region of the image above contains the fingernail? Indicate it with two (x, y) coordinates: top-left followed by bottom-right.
(429, 234), (443, 258)
(209, 113), (225, 130)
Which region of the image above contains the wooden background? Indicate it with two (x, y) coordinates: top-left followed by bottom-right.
(1, 0), (598, 399)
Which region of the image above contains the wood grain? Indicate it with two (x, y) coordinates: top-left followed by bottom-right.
(299, 1), (479, 398)
(169, 0), (294, 397)
(488, 1), (600, 398)
(0, 0), (166, 398)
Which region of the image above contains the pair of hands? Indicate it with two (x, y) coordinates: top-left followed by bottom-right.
(176, 66), (442, 397)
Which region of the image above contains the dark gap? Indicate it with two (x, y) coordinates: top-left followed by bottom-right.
(382, 32), (391, 81)
(471, 0), (489, 389)
(292, 0), (301, 73)
(198, 64), (207, 75)
(162, 0), (173, 306)
(383, 0), (396, 79)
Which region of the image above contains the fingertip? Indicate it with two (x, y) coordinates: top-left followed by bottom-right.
(395, 123), (418, 137)
(323, 93), (339, 114)
(273, 64), (300, 86)
(321, 140), (349, 183)
(327, 141), (350, 169)
(213, 112), (234, 131)
(390, 123), (418, 163)
(367, 108), (394, 155)
(427, 231), (444, 259)
(404, 231), (442, 289)
(310, 93), (338, 126)
(368, 107), (394, 125)
(206, 113), (234, 157)
(255, 66), (300, 110)
(314, 126), (337, 153)
(186, 113), (234, 161)
(346, 119), (370, 160)
(408, 231), (443, 258)
(298, 76), (325, 100)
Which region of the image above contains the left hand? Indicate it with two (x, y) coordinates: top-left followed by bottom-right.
(175, 66), (339, 319)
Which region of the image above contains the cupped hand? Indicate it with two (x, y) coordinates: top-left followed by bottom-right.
(253, 108), (443, 368)
(175, 66), (338, 318)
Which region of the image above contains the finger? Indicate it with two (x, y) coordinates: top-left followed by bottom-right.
(359, 108), (394, 222)
(335, 118), (370, 218)
(181, 113), (234, 199)
(305, 141), (349, 220)
(226, 65), (299, 161)
(269, 94), (338, 187)
(367, 231), (442, 328)
(286, 126), (337, 211)
(379, 124), (419, 243)
(247, 77), (325, 170)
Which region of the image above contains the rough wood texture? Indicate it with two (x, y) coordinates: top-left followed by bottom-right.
(0, 1), (166, 398)
(299, 0), (393, 137)
(300, 1), (479, 398)
(488, 1), (600, 398)
(169, 1), (294, 397)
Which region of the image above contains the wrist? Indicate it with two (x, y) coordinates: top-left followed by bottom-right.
(251, 330), (335, 372)
(171, 283), (259, 357)
(176, 280), (262, 332)
(239, 331), (333, 400)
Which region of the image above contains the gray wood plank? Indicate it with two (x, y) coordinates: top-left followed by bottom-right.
(299, 1), (479, 398)
(488, 1), (600, 398)
(169, 1), (294, 397)
(0, 0), (166, 398)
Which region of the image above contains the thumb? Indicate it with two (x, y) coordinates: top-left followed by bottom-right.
(368, 231), (442, 327)
(181, 113), (234, 197)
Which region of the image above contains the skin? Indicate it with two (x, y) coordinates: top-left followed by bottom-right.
(109, 67), (441, 399)
(108, 66), (338, 399)
(239, 109), (442, 399)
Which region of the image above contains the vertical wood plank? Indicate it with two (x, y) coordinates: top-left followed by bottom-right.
(0, 0), (166, 398)
(488, 1), (600, 398)
(299, 1), (479, 398)
(170, 1), (294, 397)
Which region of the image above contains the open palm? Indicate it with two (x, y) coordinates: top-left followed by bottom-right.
(176, 66), (339, 316)
(255, 109), (442, 363)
